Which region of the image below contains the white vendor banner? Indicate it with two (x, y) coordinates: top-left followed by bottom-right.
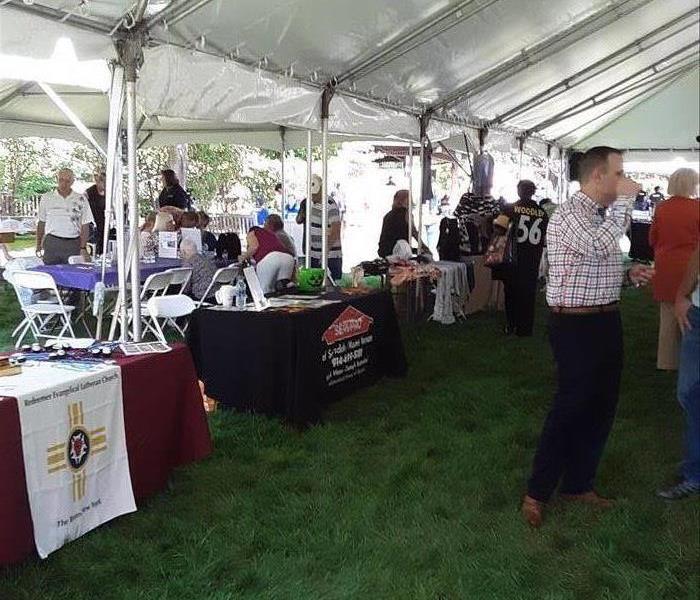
(6, 362), (136, 558)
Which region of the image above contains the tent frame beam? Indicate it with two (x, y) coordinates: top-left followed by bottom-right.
(528, 47), (698, 134)
(145, 0), (217, 30)
(0, 82), (35, 110)
(37, 82), (107, 157)
(556, 68), (692, 144)
(430, 0), (657, 112)
(490, 7), (700, 126)
(1, 0), (114, 35)
(335, 0), (499, 85)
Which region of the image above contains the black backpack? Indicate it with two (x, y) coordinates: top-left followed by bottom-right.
(215, 232), (242, 261)
(437, 217), (460, 262)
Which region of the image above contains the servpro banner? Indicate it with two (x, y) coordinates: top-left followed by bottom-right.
(7, 362), (135, 558)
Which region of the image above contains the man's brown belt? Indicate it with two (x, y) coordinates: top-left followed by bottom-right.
(550, 302), (619, 315)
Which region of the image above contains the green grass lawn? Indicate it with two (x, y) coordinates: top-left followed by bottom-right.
(5, 235), (36, 252)
(0, 285), (698, 599)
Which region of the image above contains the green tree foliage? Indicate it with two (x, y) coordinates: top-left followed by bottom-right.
(187, 144), (243, 208)
(137, 146), (170, 213)
(0, 138), (52, 197)
(69, 144), (104, 181)
(242, 167), (278, 208)
(15, 174), (55, 198)
(261, 144), (340, 162)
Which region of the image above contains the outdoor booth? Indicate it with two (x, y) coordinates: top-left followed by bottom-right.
(0, 0), (698, 565)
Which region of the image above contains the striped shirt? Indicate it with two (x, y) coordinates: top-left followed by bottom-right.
(546, 191), (632, 308)
(301, 198), (342, 260)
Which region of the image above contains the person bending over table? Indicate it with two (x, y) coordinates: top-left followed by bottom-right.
(36, 168), (93, 264)
(265, 213), (297, 257)
(239, 216), (295, 293)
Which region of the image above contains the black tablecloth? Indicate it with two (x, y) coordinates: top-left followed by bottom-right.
(186, 290), (407, 425)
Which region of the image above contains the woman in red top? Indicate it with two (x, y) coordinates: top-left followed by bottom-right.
(240, 215), (296, 293)
(649, 168), (699, 370)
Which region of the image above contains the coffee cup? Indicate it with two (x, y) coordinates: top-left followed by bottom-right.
(215, 285), (235, 308)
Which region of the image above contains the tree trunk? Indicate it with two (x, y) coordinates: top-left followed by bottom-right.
(168, 144), (188, 188)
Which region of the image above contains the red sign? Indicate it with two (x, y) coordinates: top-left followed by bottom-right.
(322, 306), (374, 345)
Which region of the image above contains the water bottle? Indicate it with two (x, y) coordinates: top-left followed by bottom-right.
(235, 277), (247, 309)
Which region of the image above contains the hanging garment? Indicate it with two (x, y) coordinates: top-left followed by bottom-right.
(437, 217), (461, 262)
(472, 152), (495, 196)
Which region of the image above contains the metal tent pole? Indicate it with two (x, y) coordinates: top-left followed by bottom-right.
(280, 126), (286, 218)
(126, 79), (141, 341)
(305, 130), (312, 268)
(96, 63), (124, 339)
(117, 35), (144, 341)
(320, 86), (334, 280)
(112, 149), (128, 341)
(407, 142), (414, 248)
(417, 113), (431, 251)
(321, 121), (329, 275)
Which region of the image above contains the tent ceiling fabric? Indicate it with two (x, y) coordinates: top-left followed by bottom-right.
(138, 45), (321, 130)
(578, 69), (700, 150)
(0, 0), (697, 152)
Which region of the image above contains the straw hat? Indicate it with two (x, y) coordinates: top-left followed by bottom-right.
(493, 214), (510, 230)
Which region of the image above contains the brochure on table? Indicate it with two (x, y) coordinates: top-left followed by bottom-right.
(158, 232), (178, 259)
(243, 267), (270, 311)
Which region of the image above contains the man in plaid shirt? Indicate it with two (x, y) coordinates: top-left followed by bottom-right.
(522, 147), (654, 528)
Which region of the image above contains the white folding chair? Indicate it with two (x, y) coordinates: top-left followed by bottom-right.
(146, 295), (196, 344)
(123, 271), (173, 341)
(162, 267), (193, 336)
(11, 270), (76, 347)
(197, 265), (239, 308)
(165, 267), (193, 295)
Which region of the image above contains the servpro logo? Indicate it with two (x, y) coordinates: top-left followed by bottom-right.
(323, 306), (374, 345)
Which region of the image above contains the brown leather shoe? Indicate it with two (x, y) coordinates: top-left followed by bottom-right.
(521, 495), (545, 528)
(559, 491), (614, 508)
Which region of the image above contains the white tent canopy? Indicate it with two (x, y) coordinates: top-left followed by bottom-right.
(0, 0), (698, 342)
(0, 0), (698, 152)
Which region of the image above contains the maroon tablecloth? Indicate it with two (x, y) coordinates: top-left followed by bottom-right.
(0, 344), (212, 565)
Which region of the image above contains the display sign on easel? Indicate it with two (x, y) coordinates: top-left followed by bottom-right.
(158, 232), (178, 259)
(180, 227), (202, 253)
(243, 267), (270, 311)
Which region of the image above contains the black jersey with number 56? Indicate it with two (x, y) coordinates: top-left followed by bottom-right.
(503, 199), (549, 273)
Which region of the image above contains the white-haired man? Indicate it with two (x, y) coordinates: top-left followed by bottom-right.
(36, 168), (93, 264)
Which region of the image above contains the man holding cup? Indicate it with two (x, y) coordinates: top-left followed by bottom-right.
(521, 146), (655, 527)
